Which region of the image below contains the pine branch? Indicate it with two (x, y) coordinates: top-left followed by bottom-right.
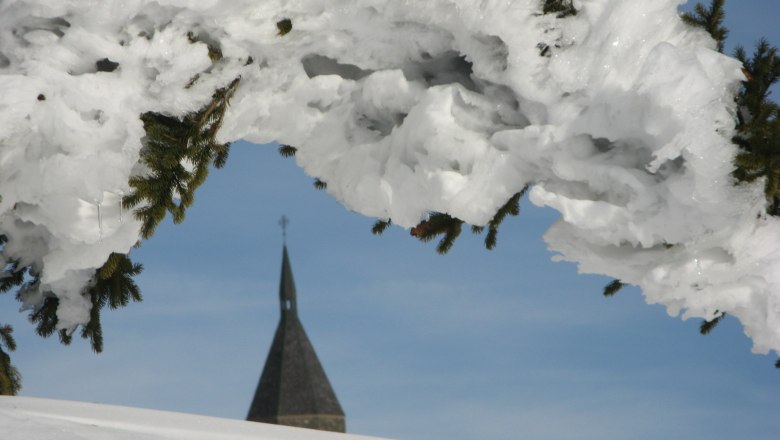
(81, 253), (143, 353)
(5, 247), (142, 358)
(731, 37), (780, 217)
(0, 70), (242, 380)
(404, 188), (528, 253)
(372, 219), (392, 235)
(410, 213), (464, 254)
(699, 312), (726, 335)
(124, 77), (241, 238)
(482, 187), (528, 250)
(603, 279), (624, 297)
(0, 261), (26, 293)
(436, 222), (462, 254)
(0, 325), (20, 395)
(278, 144), (297, 157)
(97, 253), (143, 309)
(735, 39), (780, 120)
(0, 326), (15, 352)
(23, 253), (142, 354)
(313, 178), (327, 190)
(0, 236), (26, 294)
(681, 0), (728, 52)
(81, 294), (103, 354)
(28, 296), (65, 341)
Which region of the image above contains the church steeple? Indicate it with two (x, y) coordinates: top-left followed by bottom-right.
(246, 224), (345, 432)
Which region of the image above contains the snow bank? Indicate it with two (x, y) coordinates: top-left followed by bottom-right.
(1, 0), (777, 356)
(0, 396), (385, 440)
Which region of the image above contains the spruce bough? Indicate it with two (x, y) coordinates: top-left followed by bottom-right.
(0, 70), (241, 395)
(604, 0), (780, 369)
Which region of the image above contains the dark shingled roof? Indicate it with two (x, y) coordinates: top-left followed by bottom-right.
(246, 245), (345, 430)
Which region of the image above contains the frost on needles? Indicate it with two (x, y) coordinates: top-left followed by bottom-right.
(0, 0), (779, 391)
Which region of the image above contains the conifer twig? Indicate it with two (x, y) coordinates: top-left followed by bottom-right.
(482, 187), (528, 250)
(124, 77), (241, 238)
(411, 213), (464, 254)
(278, 145), (297, 157)
(603, 279), (624, 297)
(681, 0), (728, 52)
(0, 325), (21, 395)
(313, 178), (327, 190)
(372, 219), (392, 235)
(699, 312), (726, 335)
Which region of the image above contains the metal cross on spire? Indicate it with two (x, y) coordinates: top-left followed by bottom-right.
(279, 215), (290, 242)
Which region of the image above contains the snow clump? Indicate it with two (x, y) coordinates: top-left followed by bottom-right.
(1, 0), (777, 357)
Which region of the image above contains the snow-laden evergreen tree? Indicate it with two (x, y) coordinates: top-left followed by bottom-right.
(598, 1), (780, 368)
(1, 0), (779, 379)
(0, 325), (21, 395)
(0, 53), (239, 390)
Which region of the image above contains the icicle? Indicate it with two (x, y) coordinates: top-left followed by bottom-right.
(96, 200), (103, 242)
(118, 190), (124, 223)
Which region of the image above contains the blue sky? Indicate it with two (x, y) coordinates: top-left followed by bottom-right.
(4, 2), (780, 439)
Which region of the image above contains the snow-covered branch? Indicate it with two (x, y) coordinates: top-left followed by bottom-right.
(1, 0), (777, 357)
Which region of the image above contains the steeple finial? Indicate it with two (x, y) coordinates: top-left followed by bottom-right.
(279, 215), (289, 242)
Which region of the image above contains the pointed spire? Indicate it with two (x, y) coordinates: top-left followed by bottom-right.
(247, 242), (345, 432)
(279, 245), (297, 315)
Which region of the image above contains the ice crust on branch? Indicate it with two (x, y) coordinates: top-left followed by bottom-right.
(1, 0), (778, 356)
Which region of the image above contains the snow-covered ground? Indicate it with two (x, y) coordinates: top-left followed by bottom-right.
(1, 0), (778, 359)
(0, 396), (386, 440)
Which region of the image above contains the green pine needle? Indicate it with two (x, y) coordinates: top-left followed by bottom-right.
(436, 221), (462, 255)
(278, 145), (297, 157)
(372, 219), (392, 235)
(730, 37), (780, 218)
(0, 330), (21, 395)
(466, 187), (528, 250)
(410, 213), (464, 255)
(21, 253), (143, 354)
(681, 0), (728, 52)
(699, 312), (726, 335)
(81, 253), (143, 353)
(313, 178), (327, 190)
(124, 77), (240, 239)
(30, 297), (60, 339)
(0, 263), (25, 293)
(0, 326), (16, 353)
(483, 187), (527, 250)
(603, 279), (624, 297)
